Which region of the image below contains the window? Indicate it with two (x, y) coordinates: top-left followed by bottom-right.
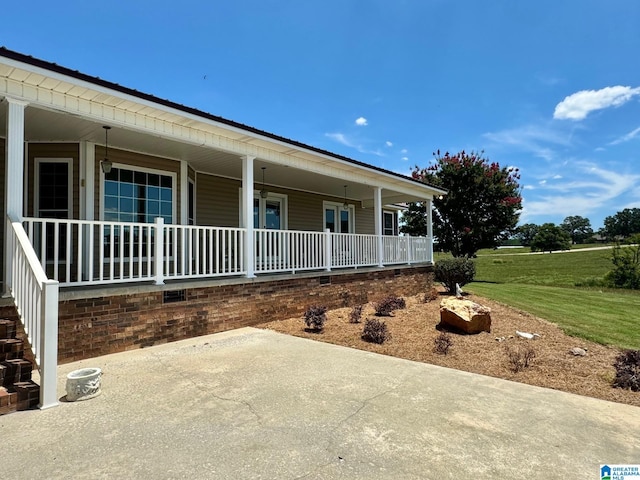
(103, 166), (174, 224)
(323, 201), (354, 233)
(383, 211), (396, 236)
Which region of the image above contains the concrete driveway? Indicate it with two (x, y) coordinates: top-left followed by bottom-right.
(1, 327), (639, 479)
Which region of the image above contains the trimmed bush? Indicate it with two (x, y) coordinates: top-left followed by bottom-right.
(303, 305), (327, 331)
(349, 305), (363, 324)
(362, 319), (391, 344)
(613, 349), (640, 391)
(433, 332), (453, 355)
(434, 258), (476, 293)
(505, 345), (536, 373)
(374, 295), (406, 316)
(605, 238), (640, 290)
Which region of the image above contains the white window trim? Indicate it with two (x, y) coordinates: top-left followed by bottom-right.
(237, 189), (288, 229)
(323, 200), (355, 233)
(188, 177), (196, 225)
(99, 162), (177, 223)
(34, 157), (74, 219)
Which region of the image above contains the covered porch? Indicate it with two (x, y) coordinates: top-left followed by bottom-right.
(1, 47), (445, 410)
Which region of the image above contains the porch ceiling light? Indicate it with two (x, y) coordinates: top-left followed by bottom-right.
(343, 185), (349, 209)
(260, 167), (268, 199)
(101, 126), (112, 174)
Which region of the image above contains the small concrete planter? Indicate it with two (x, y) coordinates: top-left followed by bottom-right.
(66, 368), (102, 402)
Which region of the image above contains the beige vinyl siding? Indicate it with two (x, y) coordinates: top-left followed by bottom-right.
(27, 143), (80, 219)
(195, 174), (240, 227)
(94, 146), (182, 222)
(195, 172), (375, 233)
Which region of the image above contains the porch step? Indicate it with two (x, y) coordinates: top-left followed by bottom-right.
(0, 312), (40, 416)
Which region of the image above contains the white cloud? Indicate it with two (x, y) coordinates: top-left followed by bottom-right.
(609, 126), (640, 145)
(401, 149), (408, 154)
(521, 162), (640, 221)
(552, 174), (562, 179)
(324, 132), (384, 157)
(355, 117), (368, 126)
(385, 141), (393, 147)
(553, 86), (640, 121)
(595, 147), (606, 152)
(401, 156), (409, 161)
(523, 185), (535, 190)
(484, 124), (573, 161)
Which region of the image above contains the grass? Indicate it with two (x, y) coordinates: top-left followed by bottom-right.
(468, 283), (640, 350)
(457, 247), (640, 350)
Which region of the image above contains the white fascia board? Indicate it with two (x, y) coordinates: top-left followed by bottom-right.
(1, 57), (446, 198)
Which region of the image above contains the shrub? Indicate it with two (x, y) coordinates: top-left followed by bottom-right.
(423, 288), (439, 303)
(433, 332), (453, 355)
(604, 237), (640, 290)
(505, 345), (536, 373)
(374, 295), (406, 316)
(434, 258), (476, 293)
(612, 349), (640, 391)
(362, 319), (391, 344)
(349, 305), (363, 324)
(303, 305), (327, 331)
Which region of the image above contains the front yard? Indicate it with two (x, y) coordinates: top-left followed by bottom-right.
(258, 292), (640, 407)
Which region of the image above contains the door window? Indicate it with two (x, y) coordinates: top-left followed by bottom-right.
(324, 202), (353, 233)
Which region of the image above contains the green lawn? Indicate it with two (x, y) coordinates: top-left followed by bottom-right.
(438, 247), (640, 350)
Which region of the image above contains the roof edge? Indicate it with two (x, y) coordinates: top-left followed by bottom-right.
(0, 46), (446, 195)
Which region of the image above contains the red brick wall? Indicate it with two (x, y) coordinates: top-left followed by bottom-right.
(58, 267), (433, 363)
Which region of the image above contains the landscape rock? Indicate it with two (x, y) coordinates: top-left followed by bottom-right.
(439, 298), (491, 334)
(516, 331), (534, 340)
(570, 347), (587, 357)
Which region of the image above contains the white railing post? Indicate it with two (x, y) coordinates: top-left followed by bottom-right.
(324, 228), (332, 271)
(39, 279), (59, 409)
(374, 186), (384, 267)
(426, 198), (434, 263)
(154, 217), (165, 285)
(407, 237), (413, 265)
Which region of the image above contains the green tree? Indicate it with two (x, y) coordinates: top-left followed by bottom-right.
(604, 235), (640, 289)
(402, 150), (522, 257)
(602, 208), (640, 240)
(399, 202), (428, 237)
(514, 223), (540, 247)
(560, 215), (593, 244)
(530, 223), (571, 253)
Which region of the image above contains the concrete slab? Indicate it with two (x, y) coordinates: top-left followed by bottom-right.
(1, 327), (638, 479)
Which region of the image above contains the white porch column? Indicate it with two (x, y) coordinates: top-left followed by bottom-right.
(180, 161), (188, 225)
(242, 155), (256, 278)
(4, 98), (27, 294)
(80, 142), (95, 281)
(425, 198), (433, 262)
(374, 186), (383, 267)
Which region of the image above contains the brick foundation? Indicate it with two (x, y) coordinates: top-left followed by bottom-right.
(58, 266), (433, 363)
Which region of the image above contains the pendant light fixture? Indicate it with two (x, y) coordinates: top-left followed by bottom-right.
(260, 167), (269, 198)
(101, 126), (112, 174)
(343, 185), (349, 209)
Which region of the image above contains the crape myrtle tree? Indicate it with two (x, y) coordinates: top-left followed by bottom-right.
(401, 150), (522, 257)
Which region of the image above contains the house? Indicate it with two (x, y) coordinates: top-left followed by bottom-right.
(0, 47), (446, 409)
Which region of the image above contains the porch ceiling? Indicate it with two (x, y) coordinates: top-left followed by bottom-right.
(0, 104), (429, 204)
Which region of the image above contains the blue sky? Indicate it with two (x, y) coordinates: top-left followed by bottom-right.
(3, 0), (640, 230)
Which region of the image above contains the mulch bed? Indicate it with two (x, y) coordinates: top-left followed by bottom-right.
(258, 291), (640, 407)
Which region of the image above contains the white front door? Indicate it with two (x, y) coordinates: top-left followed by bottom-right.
(254, 195), (285, 266)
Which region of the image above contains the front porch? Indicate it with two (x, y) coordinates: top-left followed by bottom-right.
(1, 47), (446, 411)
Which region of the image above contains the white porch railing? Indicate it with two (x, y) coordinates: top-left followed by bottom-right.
(254, 229), (326, 273)
(330, 232), (379, 268)
(6, 215), (58, 409)
(22, 217), (432, 286)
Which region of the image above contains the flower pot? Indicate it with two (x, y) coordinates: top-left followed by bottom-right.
(66, 367), (102, 402)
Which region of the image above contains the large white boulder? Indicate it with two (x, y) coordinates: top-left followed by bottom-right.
(439, 298), (491, 334)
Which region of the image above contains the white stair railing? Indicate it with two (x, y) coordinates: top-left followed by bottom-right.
(6, 215), (59, 409)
